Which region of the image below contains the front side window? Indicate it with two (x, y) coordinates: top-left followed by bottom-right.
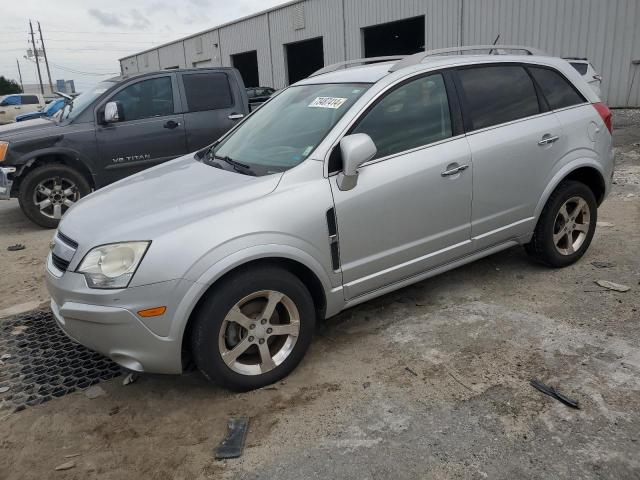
(59, 81), (114, 122)
(182, 73), (232, 112)
(352, 73), (452, 159)
(1, 95), (21, 106)
(529, 66), (586, 110)
(210, 83), (369, 175)
(457, 65), (540, 131)
(111, 76), (174, 121)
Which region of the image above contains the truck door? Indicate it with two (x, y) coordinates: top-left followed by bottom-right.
(95, 73), (186, 185)
(178, 71), (243, 151)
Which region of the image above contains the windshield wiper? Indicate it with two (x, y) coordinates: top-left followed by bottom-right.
(214, 155), (256, 176)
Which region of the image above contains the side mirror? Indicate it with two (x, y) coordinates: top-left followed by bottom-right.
(103, 101), (123, 123)
(337, 133), (377, 191)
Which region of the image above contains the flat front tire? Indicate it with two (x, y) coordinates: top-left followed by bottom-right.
(18, 164), (91, 228)
(525, 180), (597, 267)
(190, 266), (316, 391)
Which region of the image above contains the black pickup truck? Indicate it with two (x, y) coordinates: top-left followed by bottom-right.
(0, 67), (250, 227)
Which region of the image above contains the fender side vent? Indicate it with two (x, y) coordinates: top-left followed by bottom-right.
(326, 208), (340, 271)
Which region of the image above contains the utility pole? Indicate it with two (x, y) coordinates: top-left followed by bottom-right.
(28, 20), (44, 95)
(38, 21), (54, 94)
(16, 59), (24, 92)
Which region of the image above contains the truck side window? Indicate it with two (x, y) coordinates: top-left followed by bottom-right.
(182, 72), (233, 112)
(111, 76), (174, 122)
(2, 95), (21, 106)
(22, 95), (40, 105)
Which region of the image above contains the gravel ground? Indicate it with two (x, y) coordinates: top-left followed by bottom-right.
(0, 110), (638, 479)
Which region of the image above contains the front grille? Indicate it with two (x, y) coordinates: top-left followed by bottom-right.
(51, 253), (70, 272)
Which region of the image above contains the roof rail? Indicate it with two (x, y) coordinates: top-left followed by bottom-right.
(310, 56), (405, 77)
(388, 45), (547, 72)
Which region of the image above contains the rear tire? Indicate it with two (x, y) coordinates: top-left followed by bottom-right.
(18, 164), (91, 229)
(190, 266), (316, 391)
(525, 180), (597, 267)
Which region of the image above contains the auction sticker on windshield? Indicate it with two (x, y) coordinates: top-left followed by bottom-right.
(309, 97), (348, 109)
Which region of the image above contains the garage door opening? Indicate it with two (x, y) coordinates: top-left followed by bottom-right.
(231, 50), (259, 87)
(285, 37), (324, 85)
(363, 16), (425, 58)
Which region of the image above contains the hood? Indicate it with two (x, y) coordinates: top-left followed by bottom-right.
(58, 154), (283, 248)
(0, 118), (59, 139)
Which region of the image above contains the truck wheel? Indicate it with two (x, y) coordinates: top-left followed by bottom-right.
(191, 266), (316, 391)
(18, 164), (91, 228)
(525, 180), (597, 268)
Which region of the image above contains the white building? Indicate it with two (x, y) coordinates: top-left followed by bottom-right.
(120, 0), (640, 107)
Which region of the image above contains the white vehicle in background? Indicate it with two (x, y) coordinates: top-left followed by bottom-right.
(0, 93), (45, 124)
(565, 58), (602, 98)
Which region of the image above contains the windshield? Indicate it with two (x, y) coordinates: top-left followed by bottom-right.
(211, 83), (370, 175)
(58, 81), (114, 122)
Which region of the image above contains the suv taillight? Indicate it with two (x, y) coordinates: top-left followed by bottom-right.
(593, 102), (613, 134)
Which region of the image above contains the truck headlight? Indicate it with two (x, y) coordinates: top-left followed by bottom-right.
(76, 241), (150, 289)
(0, 142), (8, 162)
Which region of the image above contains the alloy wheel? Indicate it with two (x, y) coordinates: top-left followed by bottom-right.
(32, 177), (79, 220)
(218, 290), (300, 376)
(553, 196), (591, 255)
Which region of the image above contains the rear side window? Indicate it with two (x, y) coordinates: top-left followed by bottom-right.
(22, 95), (40, 105)
(352, 73), (452, 159)
(529, 67), (586, 110)
(570, 62), (588, 75)
(456, 65), (540, 131)
(182, 72), (233, 112)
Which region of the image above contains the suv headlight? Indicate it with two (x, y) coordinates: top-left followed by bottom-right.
(0, 142), (8, 162)
(76, 241), (150, 289)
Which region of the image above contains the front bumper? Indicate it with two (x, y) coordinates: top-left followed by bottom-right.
(0, 167), (15, 200)
(46, 254), (193, 374)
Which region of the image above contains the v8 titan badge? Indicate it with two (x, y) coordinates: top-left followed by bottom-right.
(308, 97), (348, 109)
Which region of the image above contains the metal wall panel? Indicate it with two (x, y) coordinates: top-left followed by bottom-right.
(344, 0), (461, 58)
(120, 56), (138, 75)
(268, 0), (345, 88)
(184, 30), (223, 68)
(461, 0), (640, 107)
(158, 42), (186, 70)
(219, 14), (273, 86)
(135, 50), (160, 73)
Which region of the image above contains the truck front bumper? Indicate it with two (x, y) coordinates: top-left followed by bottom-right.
(0, 167), (15, 200)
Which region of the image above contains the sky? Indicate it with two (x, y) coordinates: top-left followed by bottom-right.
(0, 0), (291, 92)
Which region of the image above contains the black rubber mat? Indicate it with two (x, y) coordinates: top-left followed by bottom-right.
(0, 310), (121, 412)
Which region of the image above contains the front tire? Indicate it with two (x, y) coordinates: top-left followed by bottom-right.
(525, 180), (597, 267)
(190, 266), (316, 391)
(18, 164), (91, 228)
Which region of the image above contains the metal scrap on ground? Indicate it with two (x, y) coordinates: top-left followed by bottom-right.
(530, 379), (580, 409)
(214, 417), (250, 459)
(595, 280), (631, 292)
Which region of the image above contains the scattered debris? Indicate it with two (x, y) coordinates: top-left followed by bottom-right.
(10, 325), (28, 336)
(591, 261), (616, 269)
(530, 379), (580, 409)
(0, 354), (10, 361)
(362, 381), (371, 389)
(122, 373), (139, 386)
(84, 385), (106, 399)
(7, 244), (25, 252)
(595, 280), (631, 292)
(446, 370), (474, 392)
(0, 386), (10, 394)
(54, 461), (76, 471)
(596, 221), (615, 227)
(64, 453), (81, 459)
(214, 417), (250, 459)
(109, 406), (120, 416)
(404, 366), (418, 377)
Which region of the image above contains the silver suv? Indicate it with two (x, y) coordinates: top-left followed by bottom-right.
(46, 46), (614, 391)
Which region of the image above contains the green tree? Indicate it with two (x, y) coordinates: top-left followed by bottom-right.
(0, 76), (22, 95)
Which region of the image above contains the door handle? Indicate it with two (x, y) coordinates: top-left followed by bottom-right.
(228, 113), (244, 120)
(538, 134), (559, 145)
(164, 120), (181, 129)
(441, 164), (469, 177)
